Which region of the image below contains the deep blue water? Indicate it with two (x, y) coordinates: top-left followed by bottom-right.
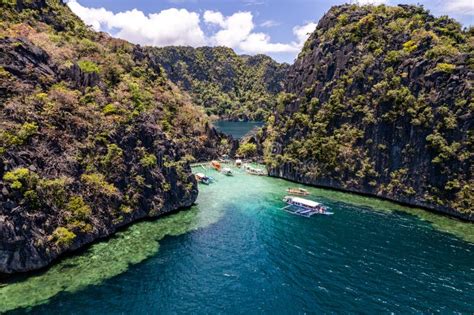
(213, 120), (264, 139)
(4, 167), (474, 314)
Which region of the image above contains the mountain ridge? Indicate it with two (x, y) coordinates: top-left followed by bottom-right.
(146, 45), (288, 120)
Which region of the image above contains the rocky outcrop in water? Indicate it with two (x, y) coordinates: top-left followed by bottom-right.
(266, 4), (473, 220)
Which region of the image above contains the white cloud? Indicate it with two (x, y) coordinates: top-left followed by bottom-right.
(67, 1), (318, 57)
(293, 22), (317, 45)
(67, 0), (206, 47)
(240, 33), (299, 53)
(260, 20), (280, 28)
(444, 0), (474, 15)
(238, 21), (316, 54)
(352, 0), (388, 5)
(203, 10), (225, 27)
(243, 0), (265, 6)
(206, 11), (254, 47)
(67, 0), (113, 31)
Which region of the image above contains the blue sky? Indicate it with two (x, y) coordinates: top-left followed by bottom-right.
(68, 0), (474, 63)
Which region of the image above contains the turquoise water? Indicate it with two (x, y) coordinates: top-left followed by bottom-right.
(2, 166), (474, 313)
(213, 120), (264, 138)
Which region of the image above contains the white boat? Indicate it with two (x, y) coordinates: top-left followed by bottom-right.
(195, 173), (212, 184)
(282, 196), (332, 217)
(235, 159), (242, 167)
(286, 187), (310, 196)
(246, 167), (266, 176)
(221, 167), (233, 176)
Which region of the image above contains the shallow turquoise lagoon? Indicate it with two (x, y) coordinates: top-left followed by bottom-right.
(1, 166), (473, 314)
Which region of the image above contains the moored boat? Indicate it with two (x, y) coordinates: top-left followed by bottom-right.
(282, 196), (332, 217)
(246, 167), (266, 176)
(221, 167), (233, 176)
(235, 159), (242, 167)
(195, 173), (211, 185)
(211, 160), (221, 171)
(286, 187), (310, 196)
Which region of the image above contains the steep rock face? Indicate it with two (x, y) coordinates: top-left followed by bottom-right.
(266, 5), (473, 220)
(147, 46), (289, 120)
(0, 1), (223, 273)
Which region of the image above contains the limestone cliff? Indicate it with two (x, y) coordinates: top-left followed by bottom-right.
(0, 0), (224, 273)
(265, 4), (473, 220)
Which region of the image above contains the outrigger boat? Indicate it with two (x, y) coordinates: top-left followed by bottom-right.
(243, 164), (266, 176)
(195, 173), (213, 185)
(286, 187), (310, 196)
(221, 167), (233, 176)
(211, 160), (221, 171)
(282, 196), (333, 217)
(246, 167), (266, 176)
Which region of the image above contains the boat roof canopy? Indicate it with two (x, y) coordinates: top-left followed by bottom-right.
(287, 196), (321, 207)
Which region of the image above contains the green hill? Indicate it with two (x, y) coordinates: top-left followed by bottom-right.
(147, 46), (288, 120)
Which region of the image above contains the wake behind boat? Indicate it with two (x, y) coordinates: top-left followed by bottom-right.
(282, 196), (333, 217)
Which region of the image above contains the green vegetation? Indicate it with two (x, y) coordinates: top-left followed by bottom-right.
(237, 142), (257, 158)
(433, 63), (456, 73)
(66, 196), (92, 221)
(102, 103), (118, 115)
(140, 153), (157, 168)
(78, 60), (101, 74)
(148, 47), (288, 120)
(81, 173), (118, 196)
(50, 227), (76, 247)
(0, 122), (38, 154)
(3, 168), (36, 190)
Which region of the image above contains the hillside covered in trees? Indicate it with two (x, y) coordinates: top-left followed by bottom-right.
(148, 46), (288, 120)
(0, 0), (230, 273)
(264, 4), (473, 220)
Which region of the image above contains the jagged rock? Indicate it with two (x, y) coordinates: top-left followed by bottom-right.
(62, 63), (101, 89)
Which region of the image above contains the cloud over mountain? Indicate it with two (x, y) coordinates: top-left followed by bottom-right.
(67, 0), (315, 56)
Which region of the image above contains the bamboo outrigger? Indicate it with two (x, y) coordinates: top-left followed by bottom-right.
(282, 196), (332, 217)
